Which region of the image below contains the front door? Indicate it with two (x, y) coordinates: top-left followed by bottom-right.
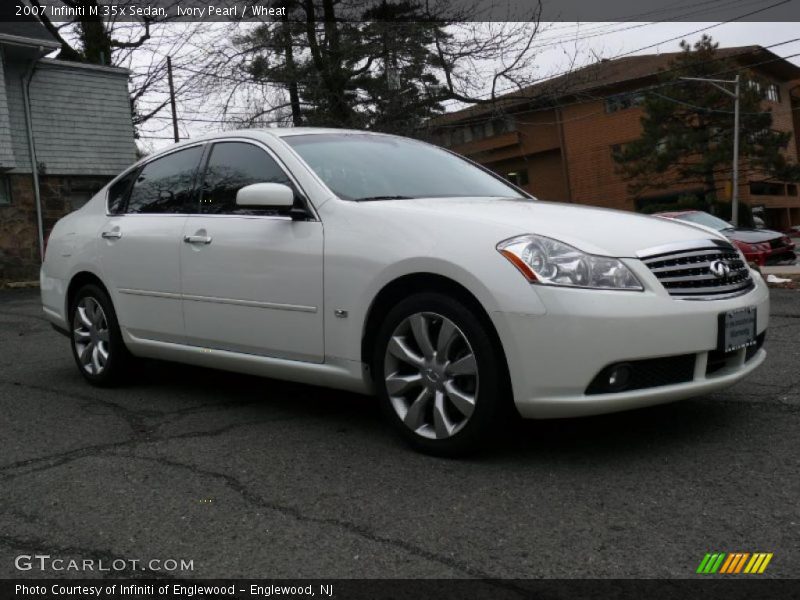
(99, 145), (204, 343)
(179, 141), (324, 362)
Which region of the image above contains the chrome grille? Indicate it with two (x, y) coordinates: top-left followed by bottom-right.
(639, 239), (754, 299)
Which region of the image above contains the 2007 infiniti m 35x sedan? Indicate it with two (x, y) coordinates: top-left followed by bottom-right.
(41, 129), (768, 454)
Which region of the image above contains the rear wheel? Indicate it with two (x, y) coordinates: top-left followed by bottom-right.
(374, 292), (507, 456)
(70, 284), (132, 386)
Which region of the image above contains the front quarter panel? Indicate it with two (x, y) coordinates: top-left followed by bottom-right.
(318, 199), (547, 365)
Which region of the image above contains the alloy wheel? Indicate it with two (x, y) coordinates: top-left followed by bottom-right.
(383, 312), (479, 439)
(73, 297), (111, 375)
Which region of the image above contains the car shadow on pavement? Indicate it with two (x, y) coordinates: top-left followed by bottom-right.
(126, 358), (740, 464)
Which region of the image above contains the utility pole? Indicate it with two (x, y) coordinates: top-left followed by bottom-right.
(167, 56), (179, 143)
(680, 74), (741, 225)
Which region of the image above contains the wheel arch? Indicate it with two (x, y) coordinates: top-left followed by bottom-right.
(360, 272), (511, 390)
(66, 271), (111, 317)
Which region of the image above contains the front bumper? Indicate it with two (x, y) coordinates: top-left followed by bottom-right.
(493, 266), (769, 419)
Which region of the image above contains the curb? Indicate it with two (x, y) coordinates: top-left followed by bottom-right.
(2, 281), (40, 289)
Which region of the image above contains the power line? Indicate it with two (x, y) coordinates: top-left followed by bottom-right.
(425, 44), (800, 132)
(440, 0), (793, 108)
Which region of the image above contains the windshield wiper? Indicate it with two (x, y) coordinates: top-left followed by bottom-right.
(354, 195), (416, 202)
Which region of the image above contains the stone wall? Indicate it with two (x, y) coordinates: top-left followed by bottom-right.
(0, 174), (109, 283)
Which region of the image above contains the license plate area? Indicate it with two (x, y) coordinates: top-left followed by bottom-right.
(717, 307), (757, 353)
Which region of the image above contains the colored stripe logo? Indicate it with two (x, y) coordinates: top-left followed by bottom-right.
(697, 552), (773, 574)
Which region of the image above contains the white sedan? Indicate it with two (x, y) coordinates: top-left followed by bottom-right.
(40, 129), (769, 454)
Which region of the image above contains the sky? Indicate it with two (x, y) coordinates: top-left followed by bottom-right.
(129, 21), (800, 152)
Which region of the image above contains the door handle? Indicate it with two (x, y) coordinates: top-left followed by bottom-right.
(183, 235), (212, 245)
(101, 230), (122, 239)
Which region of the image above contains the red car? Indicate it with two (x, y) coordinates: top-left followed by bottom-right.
(656, 210), (796, 267)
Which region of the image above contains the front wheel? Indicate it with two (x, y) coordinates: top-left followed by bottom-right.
(69, 283), (132, 386)
(373, 292), (508, 456)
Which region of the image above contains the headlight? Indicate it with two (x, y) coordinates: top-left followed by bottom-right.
(497, 234), (643, 290)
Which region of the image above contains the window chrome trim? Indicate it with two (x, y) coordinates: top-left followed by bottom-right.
(104, 137), (319, 221)
(105, 141), (208, 217)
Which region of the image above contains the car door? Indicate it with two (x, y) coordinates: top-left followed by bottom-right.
(180, 140), (324, 362)
(99, 144), (204, 343)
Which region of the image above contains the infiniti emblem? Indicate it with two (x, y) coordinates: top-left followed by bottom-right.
(709, 260), (731, 279)
(424, 368), (441, 384)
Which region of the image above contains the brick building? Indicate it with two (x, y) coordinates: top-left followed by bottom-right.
(430, 46), (800, 229)
(0, 21), (137, 283)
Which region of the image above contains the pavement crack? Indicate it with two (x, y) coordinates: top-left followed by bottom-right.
(108, 453), (512, 584)
(0, 416), (307, 480)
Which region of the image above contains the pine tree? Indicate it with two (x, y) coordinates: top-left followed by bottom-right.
(614, 35), (800, 204)
(241, 1), (447, 134)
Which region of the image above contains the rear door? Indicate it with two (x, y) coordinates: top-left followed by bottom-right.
(99, 145), (204, 343)
(179, 140), (324, 362)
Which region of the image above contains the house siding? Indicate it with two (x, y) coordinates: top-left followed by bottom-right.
(0, 47), (16, 169)
(6, 60), (136, 176)
(0, 51), (137, 283)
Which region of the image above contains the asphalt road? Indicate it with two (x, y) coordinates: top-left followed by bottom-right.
(1, 288), (799, 580)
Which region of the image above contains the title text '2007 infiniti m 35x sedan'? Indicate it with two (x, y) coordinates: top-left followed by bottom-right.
(41, 129), (769, 454)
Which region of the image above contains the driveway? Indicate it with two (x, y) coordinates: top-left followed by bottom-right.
(1, 288), (799, 579)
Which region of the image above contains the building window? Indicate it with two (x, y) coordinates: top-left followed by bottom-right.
(749, 181), (786, 196)
(605, 92), (644, 113)
(490, 116), (516, 134)
(504, 169), (529, 186)
(788, 184), (798, 196)
(766, 83), (780, 103)
(0, 176), (10, 205)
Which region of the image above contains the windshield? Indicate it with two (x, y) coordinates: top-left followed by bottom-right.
(674, 212), (733, 231)
(284, 133), (526, 201)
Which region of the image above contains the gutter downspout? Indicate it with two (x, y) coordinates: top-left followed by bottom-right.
(22, 50), (45, 263)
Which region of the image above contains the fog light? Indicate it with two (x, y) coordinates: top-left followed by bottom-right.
(607, 364), (631, 391)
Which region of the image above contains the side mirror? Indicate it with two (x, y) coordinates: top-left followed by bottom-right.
(236, 183), (294, 208)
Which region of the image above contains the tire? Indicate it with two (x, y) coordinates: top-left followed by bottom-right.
(69, 283), (132, 387)
(373, 292), (508, 456)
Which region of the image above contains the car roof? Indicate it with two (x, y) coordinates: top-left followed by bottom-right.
(145, 127), (398, 157)
(189, 127), (383, 142)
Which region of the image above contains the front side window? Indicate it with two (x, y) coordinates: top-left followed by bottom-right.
(284, 133), (525, 201)
(126, 146), (203, 214)
(200, 142), (294, 215)
(605, 93), (644, 113)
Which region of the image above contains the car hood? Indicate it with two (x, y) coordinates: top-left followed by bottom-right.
(724, 228), (783, 244)
(364, 197), (728, 257)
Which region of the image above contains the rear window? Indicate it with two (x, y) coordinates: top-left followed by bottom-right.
(126, 146), (203, 214)
(107, 170), (137, 215)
